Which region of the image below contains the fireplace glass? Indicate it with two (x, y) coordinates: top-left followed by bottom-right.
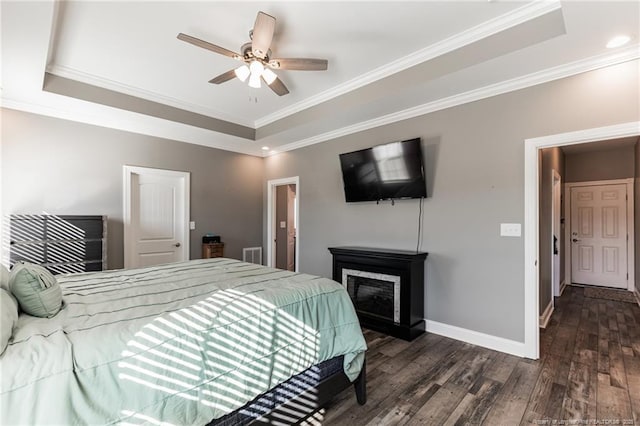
(342, 269), (400, 323)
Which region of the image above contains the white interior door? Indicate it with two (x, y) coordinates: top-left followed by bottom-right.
(124, 166), (190, 269)
(570, 183), (627, 288)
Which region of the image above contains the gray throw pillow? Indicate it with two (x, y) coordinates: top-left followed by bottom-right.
(9, 262), (62, 318)
(0, 288), (18, 354)
(0, 264), (9, 292)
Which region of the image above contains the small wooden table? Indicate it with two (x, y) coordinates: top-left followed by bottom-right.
(202, 242), (224, 259)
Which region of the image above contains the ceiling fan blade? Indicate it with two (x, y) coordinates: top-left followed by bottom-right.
(266, 76), (289, 96)
(177, 33), (242, 60)
(251, 12), (275, 59)
(269, 58), (328, 71)
(209, 69), (237, 84)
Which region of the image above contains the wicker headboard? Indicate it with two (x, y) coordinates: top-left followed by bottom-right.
(8, 214), (107, 274)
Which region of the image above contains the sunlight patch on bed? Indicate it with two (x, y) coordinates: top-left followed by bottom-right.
(119, 287), (323, 423)
(120, 410), (176, 426)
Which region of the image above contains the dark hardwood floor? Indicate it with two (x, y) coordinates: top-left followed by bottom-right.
(317, 286), (640, 425)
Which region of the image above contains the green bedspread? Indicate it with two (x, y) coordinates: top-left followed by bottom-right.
(0, 258), (366, 425)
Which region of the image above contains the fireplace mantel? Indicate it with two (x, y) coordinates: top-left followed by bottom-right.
(328, 246), (428, 341)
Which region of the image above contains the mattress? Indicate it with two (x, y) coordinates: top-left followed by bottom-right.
(0, 258), (366, 425)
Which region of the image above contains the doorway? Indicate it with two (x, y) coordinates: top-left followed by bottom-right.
(523, 121), (640, 359)
(267, 177), (299, 272)
(123, 166), (190, 269)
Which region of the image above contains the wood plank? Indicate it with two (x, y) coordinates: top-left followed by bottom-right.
(608, 339), (628, 389)
(623, 344), (640, 425)
(405, 382), (468, 426)
(520, 354), (563, 423)
(598, 337), (610, 374)
(596, 372), (632, 421)
(562, 360), (597, 420)
(448, 347), (493, 391)
(443, 378), (502, 425)
(376, 333), (445, 375)
(484, 360), (539, 425)
(365, 402), (414, 426)
(543, 382), (566, 420)
(548, 325), (578, 359)
(482, 351), (520, 384)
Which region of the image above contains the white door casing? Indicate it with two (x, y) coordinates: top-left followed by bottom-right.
(267, 177), (299, 272)
(569, 182), (629, 289)
(552, 170), (562, 297)
(524, 121), (639, 360)
(286, 185), (296, 272)
(124, 166), (190, 269)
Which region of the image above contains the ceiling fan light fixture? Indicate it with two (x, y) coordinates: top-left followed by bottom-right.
(249, 60), (264, 75)
(178, 11), (328, 96)
(234, 65), (250, 82)
(248, 72), (262, 88)
(262, 68), (278, 85)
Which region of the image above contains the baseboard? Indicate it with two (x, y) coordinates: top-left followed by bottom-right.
(559, 280), (567, 295)
(635, 289), (640, 308)
(424, 319), (525, 358)
(539, 301), (554, 329)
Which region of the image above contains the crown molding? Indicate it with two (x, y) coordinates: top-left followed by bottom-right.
(269, 45), (639, 155)
(254, 0), (562, 128)
(0, 96), (261, 157)
(46, 63), (256, 128)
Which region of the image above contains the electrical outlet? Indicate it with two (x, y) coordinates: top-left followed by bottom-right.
(189, 221), (196, 230)
(500, 223), (521, 237)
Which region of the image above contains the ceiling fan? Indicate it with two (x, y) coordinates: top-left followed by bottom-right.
(177, 11), (328, 96)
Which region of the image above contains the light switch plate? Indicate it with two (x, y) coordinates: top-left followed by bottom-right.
(189, 221), (196, 230)
(500, 223), (521, 237)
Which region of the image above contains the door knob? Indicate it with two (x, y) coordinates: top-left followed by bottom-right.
(572, 238), (580, 243)
(174, 242), (181, 247)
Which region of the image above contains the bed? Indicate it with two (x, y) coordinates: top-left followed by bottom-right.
(0, 257), (367, 425)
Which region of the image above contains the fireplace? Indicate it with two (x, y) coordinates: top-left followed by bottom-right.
(329, 246), (428, 341)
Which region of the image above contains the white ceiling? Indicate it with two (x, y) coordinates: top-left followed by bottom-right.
(1, 1), (639, 157)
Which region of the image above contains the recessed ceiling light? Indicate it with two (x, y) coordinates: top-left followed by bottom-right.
(261, 146), (269, 151)
(607, 35), (631, 49)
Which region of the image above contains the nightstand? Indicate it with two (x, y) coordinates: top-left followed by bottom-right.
(202, 242), (224, 259)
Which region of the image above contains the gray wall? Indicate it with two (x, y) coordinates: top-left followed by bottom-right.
(565, 145), (635, 182)
(539, 147), (564, 315)
(264, 59), (640, 343)
(1, 108), (264, 269)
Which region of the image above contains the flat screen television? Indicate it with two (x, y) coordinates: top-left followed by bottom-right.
(339, 138), (427, 202)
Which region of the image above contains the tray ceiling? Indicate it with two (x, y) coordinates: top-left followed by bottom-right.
(1, 1), (638, 156)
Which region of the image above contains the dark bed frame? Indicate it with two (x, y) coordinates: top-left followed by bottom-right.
(248, 359), (366, 425)
(211, 358), (366, 426)
(8, 214), (367, 424)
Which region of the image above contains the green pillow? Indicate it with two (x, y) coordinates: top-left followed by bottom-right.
(0, 288), (18, 354)
(9, 262), (62, 318)
(0, 264), (9, 292)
